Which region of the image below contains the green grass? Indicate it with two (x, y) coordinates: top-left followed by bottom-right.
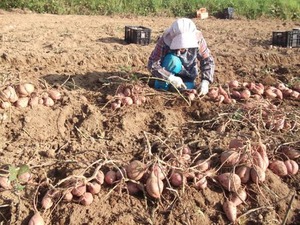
(0, 0), (299, 20)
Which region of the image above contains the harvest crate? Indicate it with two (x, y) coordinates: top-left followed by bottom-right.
(125, 26), (151, 45)
(272, 29), (300, 48)
(196, 8), (209, 20)
(223, 7), (234, 19)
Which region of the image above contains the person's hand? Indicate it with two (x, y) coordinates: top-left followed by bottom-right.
(168, 74), (187, 89)
(198, 80), (210, 96)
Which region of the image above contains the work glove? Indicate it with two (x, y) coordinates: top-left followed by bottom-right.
(168, 74), (187, 89)
(198, 80), (210, 96)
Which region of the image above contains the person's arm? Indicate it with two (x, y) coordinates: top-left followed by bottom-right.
(197, 32), (215, 83)
(147, 37), (173, 79)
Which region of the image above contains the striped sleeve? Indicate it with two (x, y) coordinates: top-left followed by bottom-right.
(196, 31), (215, 83)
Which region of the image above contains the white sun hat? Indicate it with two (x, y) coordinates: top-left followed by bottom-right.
(163, 18), (199, 50)
(169, 32), (198, 49)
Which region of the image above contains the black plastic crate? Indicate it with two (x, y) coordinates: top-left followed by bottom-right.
(223, 7), (234, 19)
(272, 29), (300, 48)
(125, 26), (151, 45)
(289, 29), (300, 47)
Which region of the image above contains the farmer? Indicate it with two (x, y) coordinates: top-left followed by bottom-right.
(148, 18), (215, 95)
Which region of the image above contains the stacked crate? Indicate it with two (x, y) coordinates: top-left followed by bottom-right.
(272, 28), (300, 48)
(223, 7), (234, 19)
(125, 26), (151, 45)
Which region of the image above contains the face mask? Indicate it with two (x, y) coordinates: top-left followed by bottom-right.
(176, 48), (198, 67)
(176, 48), (187, 56)
(176, 48), (188, 58)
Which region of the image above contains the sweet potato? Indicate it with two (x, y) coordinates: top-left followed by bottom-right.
(250, 166), (266, 183)
(121, 96), (133, 106)
(146, 172), (164, 199)
(41, 194), (53, 209)
(116, 167), (128, 181)
(255, 143), (269, 170)
(218, 85), (229, 99)
(126, 160), (146, 181)
(194, 174), (207, 190)
(79, 192), (94, 206)
(1, 101), (11, 109)
(170, 172), (184, 187)
(15, 97), (29, 108)
(228, 139), (244, 149)
(269, 160), (288, 177)
(0, 177), (12, 190)
(240, 89), (251, 100)
(217, 173), (241, 192)
(281, 146), (300, 159)
(105, 170), (117, 185)
(230, 188), (247, 206)
(220, 150), (240, 166)
(16, 83), (35, 97)
(223, 200), (237, 222)
(236, 166), (251, 183)
(252, 151), (266, 171)
(71, 183), (86, 197)
(28, 212), (44, 225)
(87, 181), (101, 195)
(231, 90), (241, 99)
(228, 80), (239, 89)
(193, 159), (211, 172)
(208, 87), (219, 100)
(95, 170), (105, 184)
(18, 171), (32, 184)
(126, 181), (141, 195)
(152, 164), (166, 180)
(63, 190), (73, 202)
(48, 89), (61, 100)
(284, 160), (299, 175)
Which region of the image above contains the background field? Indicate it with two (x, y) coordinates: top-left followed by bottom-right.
(0, 4), (300, 225)
(0, 0), (300, 19)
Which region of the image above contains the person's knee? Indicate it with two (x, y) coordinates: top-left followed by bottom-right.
(154, 80), (169, 91)
(147, 78), (156, 88)
(161, 54), (182, 74)
(184, 81), (195, 89)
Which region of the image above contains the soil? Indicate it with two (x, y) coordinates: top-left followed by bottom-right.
(0, 9), (300, 225)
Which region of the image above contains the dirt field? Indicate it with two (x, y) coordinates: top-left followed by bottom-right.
(0, 10), (300, 225)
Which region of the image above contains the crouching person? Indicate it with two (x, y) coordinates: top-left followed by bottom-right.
(147, 18), (215, 95)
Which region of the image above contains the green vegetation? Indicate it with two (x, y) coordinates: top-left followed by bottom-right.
(0, 0), (299, 20)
